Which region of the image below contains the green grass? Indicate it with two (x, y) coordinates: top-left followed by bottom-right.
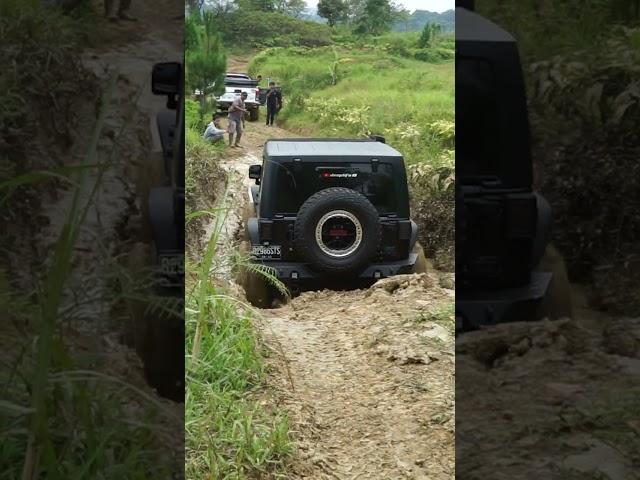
(248, 43), (454, 166)
(185, 202), (292, 479)
(415, 303), (456, 334)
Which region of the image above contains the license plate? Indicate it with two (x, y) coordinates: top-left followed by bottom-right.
(158, 253), (184, 287)
(251, 245), (281, 259)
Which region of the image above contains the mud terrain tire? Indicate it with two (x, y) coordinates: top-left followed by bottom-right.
(294, 187), (380, 275)
(411, 241), (429, 274)
(249, 107), (259, 122)
(238, 240), (275, 308)
(241, 199), (254, 232)
(534, 244), (573, 320)
(123, 242), (184, 401)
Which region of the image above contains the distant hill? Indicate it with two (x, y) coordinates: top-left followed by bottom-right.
(393, 9), (454, 32)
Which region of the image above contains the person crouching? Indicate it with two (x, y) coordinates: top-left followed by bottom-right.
(203, 113), (225, 143)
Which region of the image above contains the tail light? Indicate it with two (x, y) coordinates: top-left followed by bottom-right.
(259, 220), (273, 240)
(504, 194), (537, 239)
(397, 221), (411, 240)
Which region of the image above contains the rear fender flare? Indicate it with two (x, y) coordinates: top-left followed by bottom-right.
(247, 217), (260, 245)
(409, 220), (419, 251)
(532, 193), (552, 267)
(148, 186), (178, 253)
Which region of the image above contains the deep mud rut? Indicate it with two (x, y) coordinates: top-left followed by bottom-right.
(210, 101), (455, 477)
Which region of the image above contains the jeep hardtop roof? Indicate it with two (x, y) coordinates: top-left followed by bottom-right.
(456, 7), (514, 43)
(264, 139), (403, 160)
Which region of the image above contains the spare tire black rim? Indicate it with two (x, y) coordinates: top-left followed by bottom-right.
(315, 210), (362, 258)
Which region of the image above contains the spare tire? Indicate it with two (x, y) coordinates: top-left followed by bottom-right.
(294, 187), (380, 275)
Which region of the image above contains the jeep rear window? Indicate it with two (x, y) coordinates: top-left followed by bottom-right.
(456, 56), (500, 177)
(268, 161), (396, 215)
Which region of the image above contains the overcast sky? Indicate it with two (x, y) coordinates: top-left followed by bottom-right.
(304, 0), (454, 13)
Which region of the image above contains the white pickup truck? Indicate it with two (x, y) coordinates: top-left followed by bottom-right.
(216, 73), (261, 121)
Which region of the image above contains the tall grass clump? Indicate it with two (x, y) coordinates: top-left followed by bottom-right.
(185, 203), (292, 479)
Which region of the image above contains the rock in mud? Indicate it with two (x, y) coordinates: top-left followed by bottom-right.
(602, 317), (640, 358)
(368, 273), (435, 295)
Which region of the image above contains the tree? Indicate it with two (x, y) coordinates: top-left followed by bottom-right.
(418, 22), (441, 48)
(318, 0), (348, 27)
(286, 0), (306, 18)
(185, 13), (202, 51)
(186, 0), (206, 14)
(355, 0), (393, 35)
(395, 8), (411, 32)
(275, 0), (305, 18)
(235, 0), (276, 11)
(344, 0), (366, 26)
(202, 0), (235, 18)
(418, 22), (431, 48)
(186, 12), (227, 115)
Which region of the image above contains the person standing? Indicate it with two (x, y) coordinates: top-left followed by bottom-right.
(105, 0), (138, 22)
(228, 92), (248, 148)
(265, 81), (282, 127)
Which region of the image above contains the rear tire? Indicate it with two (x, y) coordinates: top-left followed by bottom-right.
(241, 200), (254, 229)
(410, 241), (429, 274)
(534, 244), (573, 320)
(122, 242), (184, 401)
(249, 108), (259, 122)
(238, 241), (275, 308)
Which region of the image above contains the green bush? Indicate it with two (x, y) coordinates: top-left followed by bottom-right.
(185, 99), (203, 131)
(408, 157), (455, 271)
(524, 27), (640, 313)
(413, 47), (454, 63)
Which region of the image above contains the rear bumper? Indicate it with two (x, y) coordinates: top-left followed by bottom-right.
(455, 272), (552, 330)
(217, 101), (259, 109)
(259, 253), (418, 282)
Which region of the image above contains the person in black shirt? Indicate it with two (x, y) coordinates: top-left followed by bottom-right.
(265, 81), (282, 127)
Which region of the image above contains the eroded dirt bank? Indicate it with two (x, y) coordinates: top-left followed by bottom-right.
(207, 105), (455, 478)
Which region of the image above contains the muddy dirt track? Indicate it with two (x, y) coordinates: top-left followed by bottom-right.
(456, 288), (640, 480)
(28, 0), (185, 472)
(207, 82), (456, 478)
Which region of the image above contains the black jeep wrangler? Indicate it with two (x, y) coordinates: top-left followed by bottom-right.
(131, 61), (184, 401)
(455, 2), (571, 331)
(240, 137), (426, 307)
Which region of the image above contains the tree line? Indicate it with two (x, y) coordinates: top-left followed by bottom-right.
(186, 0), (413, 36)
(317, 0), (409, 34)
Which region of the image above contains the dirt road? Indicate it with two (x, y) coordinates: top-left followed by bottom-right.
(208, 91), (455, 477)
